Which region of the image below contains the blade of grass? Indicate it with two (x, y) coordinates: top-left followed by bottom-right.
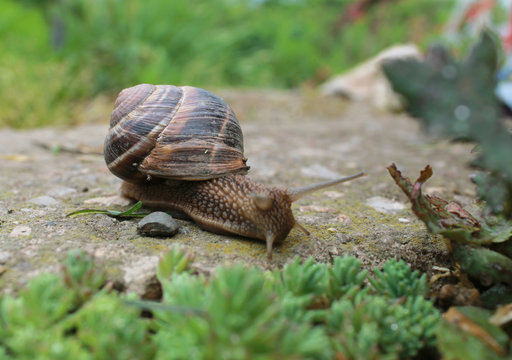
(67, 201), (149, 218)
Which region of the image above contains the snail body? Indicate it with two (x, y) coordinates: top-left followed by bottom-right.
(105, 84), (363, 258)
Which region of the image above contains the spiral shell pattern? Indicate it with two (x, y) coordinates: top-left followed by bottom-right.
(104, 84), (249, 183)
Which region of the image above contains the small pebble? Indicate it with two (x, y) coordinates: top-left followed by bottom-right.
(137, 212), (180, 237)
(323, 191), (344, 199)
(365, 196), (406, 213)
(81, 174), (98, 184)
(0, 251), (11, 264)
(398, 217), (410, 223)
(334, 214), (351, 225)
(47, 187), (77, 198)
(299, 205), (338, 213)
(327, 227), (337, 233)
(84, 195), (132, 207)
(328, 247), (339, 256)
(9, 225), (32, 237)
(29, 195), (58, 206)
(301, 164), (341, 179)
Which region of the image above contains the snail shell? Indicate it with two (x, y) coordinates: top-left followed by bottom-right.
(104, 84), (249, 183)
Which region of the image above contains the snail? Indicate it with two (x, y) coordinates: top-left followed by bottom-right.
(104, 84), (364, 258)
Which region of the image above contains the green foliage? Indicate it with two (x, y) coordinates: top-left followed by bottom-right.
(0, 248), (440, 359)
(327, 255), (368, 300)
(0, 1), (91, 128)
(327, 294), (439, 359)
(1, 0), (454, 127)
(384, 31), (512, 216)
(0, 274), (75, 333)
(70, 295), (154, 359)
(61, 249), (105, 304)
(388, 163), (512, 291)
(155, 262), (333, 359)
(437, 307), (510, 359)
(155, 244), (194, 281)
(47, 0), (453, 92)
(384, 32), (512, 295)
(278, 257), (328, 297)
(152, 248), (438, 359)
(437, 321), (508, 360)
(452, 245), (512, 287)
(370, 259), (428, 298)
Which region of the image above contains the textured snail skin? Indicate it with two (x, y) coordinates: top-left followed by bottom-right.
(104, 84), (363, 258)
(121, 175), (297, 251)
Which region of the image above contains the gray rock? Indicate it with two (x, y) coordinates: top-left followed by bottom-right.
(300, 164), (341, 180)
(365, 196), (407, 213)
(84, 195), (132, 207)
(81, 174), (98, 184)
(9, 225), (32, 237)
(123, 256), (161, 299)
(29, 195), (58, 206)
(137, 212), (180, 237)
(0, 251), (11, 264)
(47, 187), (77, 198)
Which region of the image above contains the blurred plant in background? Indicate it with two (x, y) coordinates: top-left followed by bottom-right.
(1, 0), (457, 128)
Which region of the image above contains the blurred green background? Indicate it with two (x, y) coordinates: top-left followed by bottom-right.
(1, 0), (455, 128)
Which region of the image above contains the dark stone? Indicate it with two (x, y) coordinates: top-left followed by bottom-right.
(137, 212), (179, 237)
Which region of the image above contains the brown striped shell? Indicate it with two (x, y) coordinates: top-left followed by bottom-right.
(104, 84), (249, 183)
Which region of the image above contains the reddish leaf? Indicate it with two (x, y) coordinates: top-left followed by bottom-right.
(387, 164), (481, 243)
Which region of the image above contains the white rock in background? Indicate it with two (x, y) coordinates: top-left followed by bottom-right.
(29, 195), (59, 206)
(9, 225), (32, 237)
(366, 196), (407, 214)
(320, 43), (422, 111)
(47, 186), (77, 198)
(0, 251), (11, 264)
(300, 164), (341, 179)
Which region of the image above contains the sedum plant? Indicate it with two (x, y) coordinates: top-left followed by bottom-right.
(0, 247), (439, 359)
(370, 259), (428, 298)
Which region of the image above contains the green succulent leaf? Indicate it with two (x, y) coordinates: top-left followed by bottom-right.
(370, 259), (428, 298)
(61, 249), (105, 305)
(453, 244), (512, 286)
(0, 248), (444, 359)
(156, 245), (194, 284)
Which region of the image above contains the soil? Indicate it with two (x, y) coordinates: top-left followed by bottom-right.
(0, 89), (476, 295)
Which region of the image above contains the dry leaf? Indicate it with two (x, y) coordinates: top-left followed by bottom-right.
(333, 214), (351, 225)
(2, 154), (31, 162)
(490, 303), (512, 327)
(444, 307), (506, 355)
